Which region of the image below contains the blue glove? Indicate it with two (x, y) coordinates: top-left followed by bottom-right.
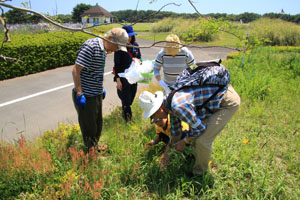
(102, 89), (106, 100)
(76, 93), (86, 108)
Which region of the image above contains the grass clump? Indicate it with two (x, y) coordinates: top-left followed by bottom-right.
(248, 18), (300, 46)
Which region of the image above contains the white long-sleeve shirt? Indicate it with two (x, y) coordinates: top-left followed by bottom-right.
(153, 47), (195, 86)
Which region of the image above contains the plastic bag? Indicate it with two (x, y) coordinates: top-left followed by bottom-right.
(118, 61), (144, 84)
(137, 60), (153, 73)
(118, 60), (154, 84)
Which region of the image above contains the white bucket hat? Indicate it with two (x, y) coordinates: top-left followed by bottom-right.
(138, 91), (164, 118)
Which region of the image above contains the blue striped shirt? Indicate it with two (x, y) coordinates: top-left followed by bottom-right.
(169, 85), (227, 137)
(76, 38), (107, 97)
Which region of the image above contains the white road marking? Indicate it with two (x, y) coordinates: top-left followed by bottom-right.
(0, 71), (113, 108)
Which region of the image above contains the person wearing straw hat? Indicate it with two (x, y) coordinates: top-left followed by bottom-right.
(72, 28), (128, 152)
(138, 85), (240, 177)
(153, 34), (195, 94)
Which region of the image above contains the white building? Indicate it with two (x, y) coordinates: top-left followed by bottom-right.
(80, 4), (115, 24)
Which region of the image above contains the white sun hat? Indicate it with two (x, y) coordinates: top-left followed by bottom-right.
(138, 91), (164, 119)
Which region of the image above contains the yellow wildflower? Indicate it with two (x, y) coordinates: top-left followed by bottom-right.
(243, 139), (249, 144)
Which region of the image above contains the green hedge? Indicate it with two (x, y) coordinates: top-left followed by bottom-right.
(0, 32), (92, 80)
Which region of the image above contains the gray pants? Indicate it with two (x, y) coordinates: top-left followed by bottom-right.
(72, 89), (103, 150)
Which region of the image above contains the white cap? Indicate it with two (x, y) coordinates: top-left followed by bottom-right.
(138, 91), (164, 118)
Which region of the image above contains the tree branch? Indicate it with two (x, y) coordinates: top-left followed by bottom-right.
(0, 0), (239, 63)
(187, 0), (243, 41)
(0, 6), (10, 42)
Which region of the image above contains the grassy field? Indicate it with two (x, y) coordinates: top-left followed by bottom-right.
(1, 46), (299, 199)
(1, 19), (300, 199)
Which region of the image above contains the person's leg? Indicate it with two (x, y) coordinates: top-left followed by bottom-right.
(129, 83), (138, 106)
(72, 89), (100, 150)
(95, 95), (103, 143)
(117, 78), (133, 121)
(193, 85), (241, 175)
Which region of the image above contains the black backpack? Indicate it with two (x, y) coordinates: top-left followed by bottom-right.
(166, 60), (230, 113)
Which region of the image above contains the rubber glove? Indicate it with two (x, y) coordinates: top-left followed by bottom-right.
(103, 89), (106, 100)
(159, 80), (171, 94)
(76, 93), (86, 108)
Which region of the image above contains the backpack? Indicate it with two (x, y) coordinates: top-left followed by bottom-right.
(166, 60), (230, 113)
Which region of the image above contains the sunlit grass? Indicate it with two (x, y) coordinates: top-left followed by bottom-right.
(0, 46), (299, 199)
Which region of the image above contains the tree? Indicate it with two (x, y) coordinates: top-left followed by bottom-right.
(71, 3), (92, 23)
(5, 8), (28, 24)
(57, 14), (72, 23)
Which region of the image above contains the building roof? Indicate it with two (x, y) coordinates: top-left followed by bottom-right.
(80, 5), (114, 18)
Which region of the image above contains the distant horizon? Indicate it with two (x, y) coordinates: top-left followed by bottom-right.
(52, 9), (299, 16)
(1, 0), (299, 16)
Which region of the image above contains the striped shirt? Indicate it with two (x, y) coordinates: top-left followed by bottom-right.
(153, 47), (195, 85)
(76, 38), (106, 97)
(168, 85), (227, 137)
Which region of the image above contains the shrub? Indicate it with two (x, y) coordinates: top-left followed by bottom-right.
(0, 32), (91, 80)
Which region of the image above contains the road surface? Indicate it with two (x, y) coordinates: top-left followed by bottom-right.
(0, 39), (235, 142)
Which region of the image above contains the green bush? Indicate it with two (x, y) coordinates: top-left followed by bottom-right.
(0, 32), (91, 80)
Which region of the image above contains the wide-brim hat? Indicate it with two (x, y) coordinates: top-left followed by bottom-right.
(138, 91), (164, 119)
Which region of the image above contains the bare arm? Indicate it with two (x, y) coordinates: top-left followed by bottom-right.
(72, 64), (83, 95)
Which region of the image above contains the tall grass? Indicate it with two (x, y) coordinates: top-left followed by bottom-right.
(148, 17), (300, 48)
(248, 18), (300, 46)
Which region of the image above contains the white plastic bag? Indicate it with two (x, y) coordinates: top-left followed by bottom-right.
(137, 60), (153, 73)
(118, 61), (144, 84)
(118, 60), (154, 84)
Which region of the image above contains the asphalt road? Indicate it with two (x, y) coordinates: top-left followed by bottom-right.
(0, 39), (235, 142)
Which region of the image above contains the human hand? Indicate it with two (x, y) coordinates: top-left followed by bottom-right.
(76, 93), (86, 108)
(133, 58), (142, 65)
(158, 80), (171, 94)
(145, 140), (155, 149)
(175, 140), (185, 151)
(160, 147), (171, 171)
(102, 89), (106, 100)
(116, 78), (122, 91)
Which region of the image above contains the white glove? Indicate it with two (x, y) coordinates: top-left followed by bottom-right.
(159, 80), (168, 88)
(159, 80), (171, 94)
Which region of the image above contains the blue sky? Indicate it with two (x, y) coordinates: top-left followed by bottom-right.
(2, 0), (300, 15)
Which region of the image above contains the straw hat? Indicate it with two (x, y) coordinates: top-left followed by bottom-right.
(164, 34), (182, 56)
